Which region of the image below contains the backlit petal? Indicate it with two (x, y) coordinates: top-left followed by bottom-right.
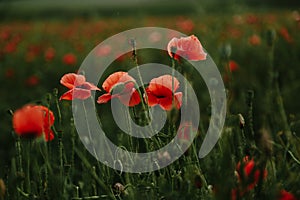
(60, 73), (86, 89)
(97, 93), (113, 104)
(102, 71), (135, 93)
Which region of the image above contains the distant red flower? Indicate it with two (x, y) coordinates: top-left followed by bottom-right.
(4, 42), (17, 54)
(25, 75), (40, 86)
(13, 105), (55, 141)
(60, 73), (100, 100)
(27, 44), (42, 55)
(44, 47), (55, 62)
(95, 44), (111, 57)
(5, 68), (15, 78)
(176, 18), (195, 33)
(0, 30), (10, 41)
(246, 14), (259, 24)
(148, 31), (162, 43)
(229, 60), (239, 72)
(236, 156), (267, 191)
(62, 53), (77, 65)
(248, 34), (261, 46)
(278, 190), (297, 200)
(279, 27), (293, 43)
(167, 35), (207, 61)
(97, 71), (141, 106)
(227, 27), (243, 39)
(145, 75), (182, 111)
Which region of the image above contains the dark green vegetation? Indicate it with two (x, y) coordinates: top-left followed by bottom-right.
(0, 2), (300, 199)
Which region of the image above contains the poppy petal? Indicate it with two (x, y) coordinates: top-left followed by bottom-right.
(13, 105), (44, 137)
(118, 89), (141, 106)
(60, 89), (74, 100)
(60, 88), (91, 100)
(102, 72), (135, 93)
(167, 35), (207, 61)
(174, 92), (182, 109)
(81, 82), (100, 91)
(60, 73), (86, 89)
(129, 90), (141, 106)
(145, 89), (158, 106)
(158, 96), (173, 111)
(97, 93), (113, 104)
(73, 88), (91, 100)
(148, 75), (179, 96)
(44, 130), (54, 142)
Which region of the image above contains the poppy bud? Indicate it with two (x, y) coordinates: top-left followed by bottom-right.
(114, 183), (125, 194)
(220, 43), (231, 59)
(238, 114), (245, 129)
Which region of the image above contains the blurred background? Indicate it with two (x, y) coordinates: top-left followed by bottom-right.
(0, 0), (300, 199)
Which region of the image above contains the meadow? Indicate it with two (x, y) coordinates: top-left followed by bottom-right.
(0, 4), (300, 200)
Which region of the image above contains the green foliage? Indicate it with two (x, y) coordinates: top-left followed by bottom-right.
(1, 9), (300, 200)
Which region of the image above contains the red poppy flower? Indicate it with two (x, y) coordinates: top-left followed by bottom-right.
(248, 34), (261, 46)
(176, 18), (195, 33)
(167, 35), (207, 61)
(4, 42), (17, 54)
(62, 53), (77, 65)
(44, 47), (55, 62)
(279, 27), (293, 43)
(229, 60), (239, 72)
(97, 71), (141, 106)
(60, 73), (100, 100)
(236, 156), (267, 191)
(25, 75), (40, 86)
(278, 190), (297, 200)
(246, 14), (259, 24)
(95, 44), (111, 57)
(145, 75), (182, 111)
(13, 105), (55, 141)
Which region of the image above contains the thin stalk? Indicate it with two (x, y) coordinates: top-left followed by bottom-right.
(268, 41), (299, 158)
(15, 136), (24, 191)
(26, 140), (31, 194)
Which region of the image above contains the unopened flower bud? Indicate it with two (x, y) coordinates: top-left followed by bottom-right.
(114, 182), (125, 194)
(220, 43), (231, 59)
(238, 114), (245, 129)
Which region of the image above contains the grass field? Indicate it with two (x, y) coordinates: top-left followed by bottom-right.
(0, 2), (300, 199)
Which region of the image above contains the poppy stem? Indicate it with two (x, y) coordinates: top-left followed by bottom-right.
(171, 58), (175, 104)
(25, 140), (31, 194)
(130, 39), (153, 131)
(53, 88), (65, 192)
(267, 37), (299, 159)
(81, 99), (100, 162)
(15, 136), (24, 191)
(124, 105), (133, 150)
